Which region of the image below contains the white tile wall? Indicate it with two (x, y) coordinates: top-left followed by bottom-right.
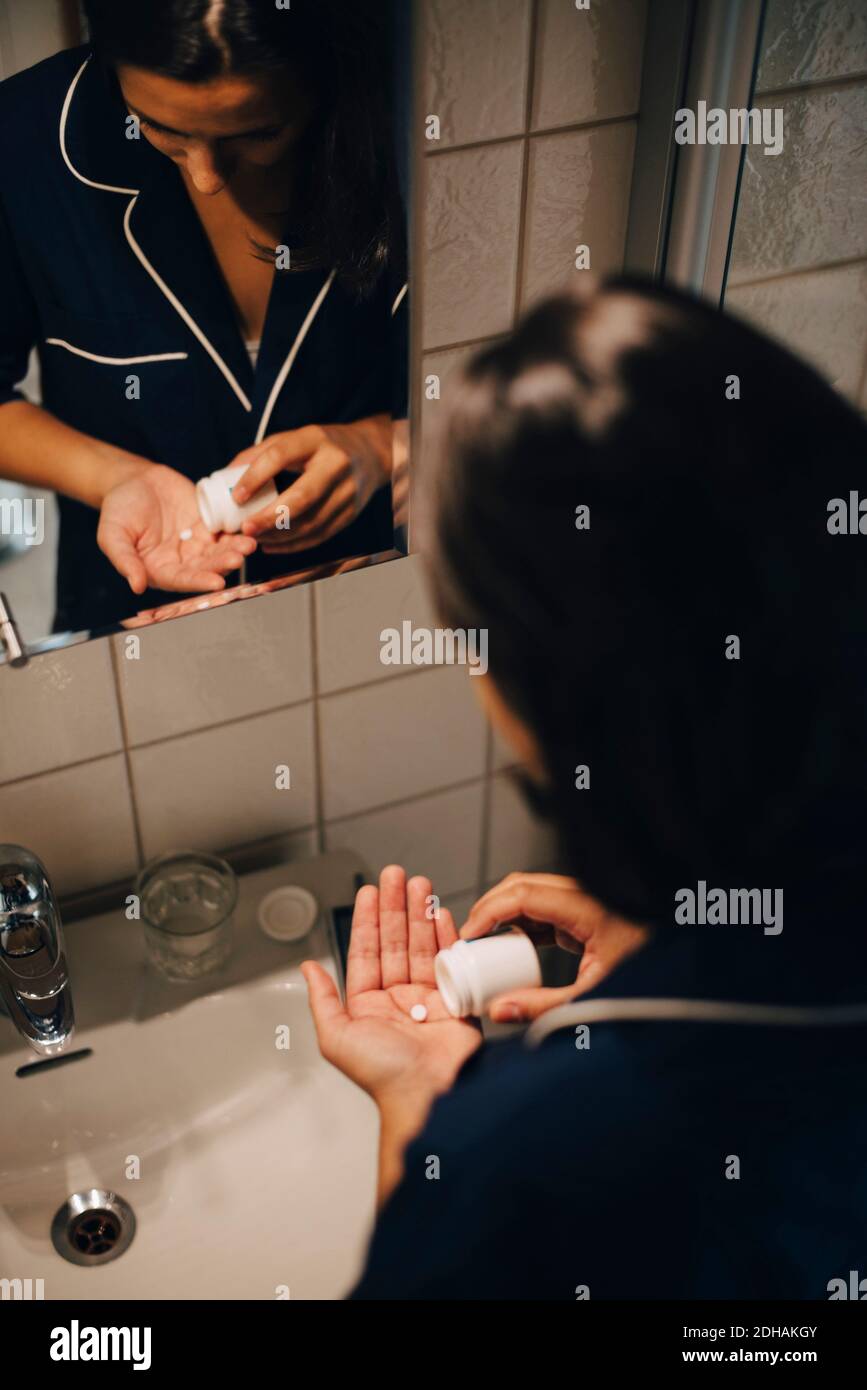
(521, 121), (637, 308)
(0, 756), (137, 895)
(319, 665), (487, 821)
(726, 262), (867, 398)
(0, 0), (636, 905)
(424, 0), (532, 147)
(0, 640), (122, 784)
(314, 554), (437, 695)
(756, 0), (867, 92)
(531, 0), (646, 131)
(113, 585), (312, 746)
(728, 86), (867, 286)
(325, 782), (485, 898)
(724, 19), (867, 410)
(1, 558), (497, 900)
(423, 141), (525, 348)
(129, 704), (317, 860)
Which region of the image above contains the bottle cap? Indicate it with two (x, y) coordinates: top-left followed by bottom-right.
(258, 885), (319, 942)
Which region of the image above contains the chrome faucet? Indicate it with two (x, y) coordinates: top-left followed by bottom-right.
(0, 846), (74, 1055)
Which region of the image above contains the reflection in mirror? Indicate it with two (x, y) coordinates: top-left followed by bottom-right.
(721, 6), (867, 408)
(0, 0), (411, 655)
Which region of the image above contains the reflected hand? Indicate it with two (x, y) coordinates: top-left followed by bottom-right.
(302, 866), (481, 1110)
(229, 414), (393, 554)
(460, 872), (648, 1023)
(99, 463), (257, 594)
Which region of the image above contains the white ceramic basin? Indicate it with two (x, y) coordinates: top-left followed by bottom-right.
(0, 852), (378, 1299)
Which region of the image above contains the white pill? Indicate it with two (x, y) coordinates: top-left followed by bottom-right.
(410, 1004), (428, 1023)
(179, 528), (194, 541)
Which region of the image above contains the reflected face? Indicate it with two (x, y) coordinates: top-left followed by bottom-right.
(117, 66), (314, 195)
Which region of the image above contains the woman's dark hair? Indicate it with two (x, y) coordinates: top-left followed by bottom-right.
(80, 0), (406, 298)
(429, 277), (867, 933)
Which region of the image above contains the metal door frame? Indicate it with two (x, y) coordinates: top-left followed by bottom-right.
(624, 0), (768, 304)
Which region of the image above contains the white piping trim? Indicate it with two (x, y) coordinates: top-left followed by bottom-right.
(45, 339), (188, 365)
(255, 269), (336, 443)
(59, 58), (138, 196)
(59, 56), (253, 414)
(391, 282), (408, 317)
(525, 996), (867, 1048)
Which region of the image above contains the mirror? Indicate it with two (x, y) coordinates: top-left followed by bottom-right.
(0, 0), (411, 657)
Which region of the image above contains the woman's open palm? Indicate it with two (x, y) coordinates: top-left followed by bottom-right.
(302, 867), (481, 1104)
(99, 463), (256, 595)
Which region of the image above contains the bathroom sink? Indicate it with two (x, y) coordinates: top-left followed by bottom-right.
(0, 852), (378, 1300)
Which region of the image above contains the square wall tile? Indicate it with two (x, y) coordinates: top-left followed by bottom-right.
(0, 756), (138, 896)
(424, 141), (525, 348)
(532, 0), (646, 131)
(0, 639), (122, 785)
(486, 771), (559, 881)
(728, 87), (867, 285)
(425, 0), (532, 147)
(130, 705), (316, 860)
(520, 121), (636, 309)
(725, 262), (867, 404)
(325, 782), (484, 898)
(114, 586), (312, 746)
(320, 666), (487, 821)
(756, 0), (867, 92)
(314, 555), (438, 694)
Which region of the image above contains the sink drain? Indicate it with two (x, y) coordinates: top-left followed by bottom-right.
(51, 1190), (136, 1267)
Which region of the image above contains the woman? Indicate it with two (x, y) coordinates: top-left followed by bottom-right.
(302, 278), (867, 1299)
(0, 0), (406, 632)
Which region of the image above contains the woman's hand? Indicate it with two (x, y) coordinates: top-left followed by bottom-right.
(303, 866), (481, 1108)
(460, 873), (648, 1023)
(303, 866), (481, 1205)
(229, 414), (393, 554)
(99, 463), (257, 594)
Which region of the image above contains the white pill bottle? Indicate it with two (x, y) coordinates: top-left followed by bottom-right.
(196, 463), (278, 534)
(435, 931), (542, 1018)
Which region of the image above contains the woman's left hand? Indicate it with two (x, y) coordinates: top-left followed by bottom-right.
(229, 414), (393, 554)
(302, 867), (481, 1113)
